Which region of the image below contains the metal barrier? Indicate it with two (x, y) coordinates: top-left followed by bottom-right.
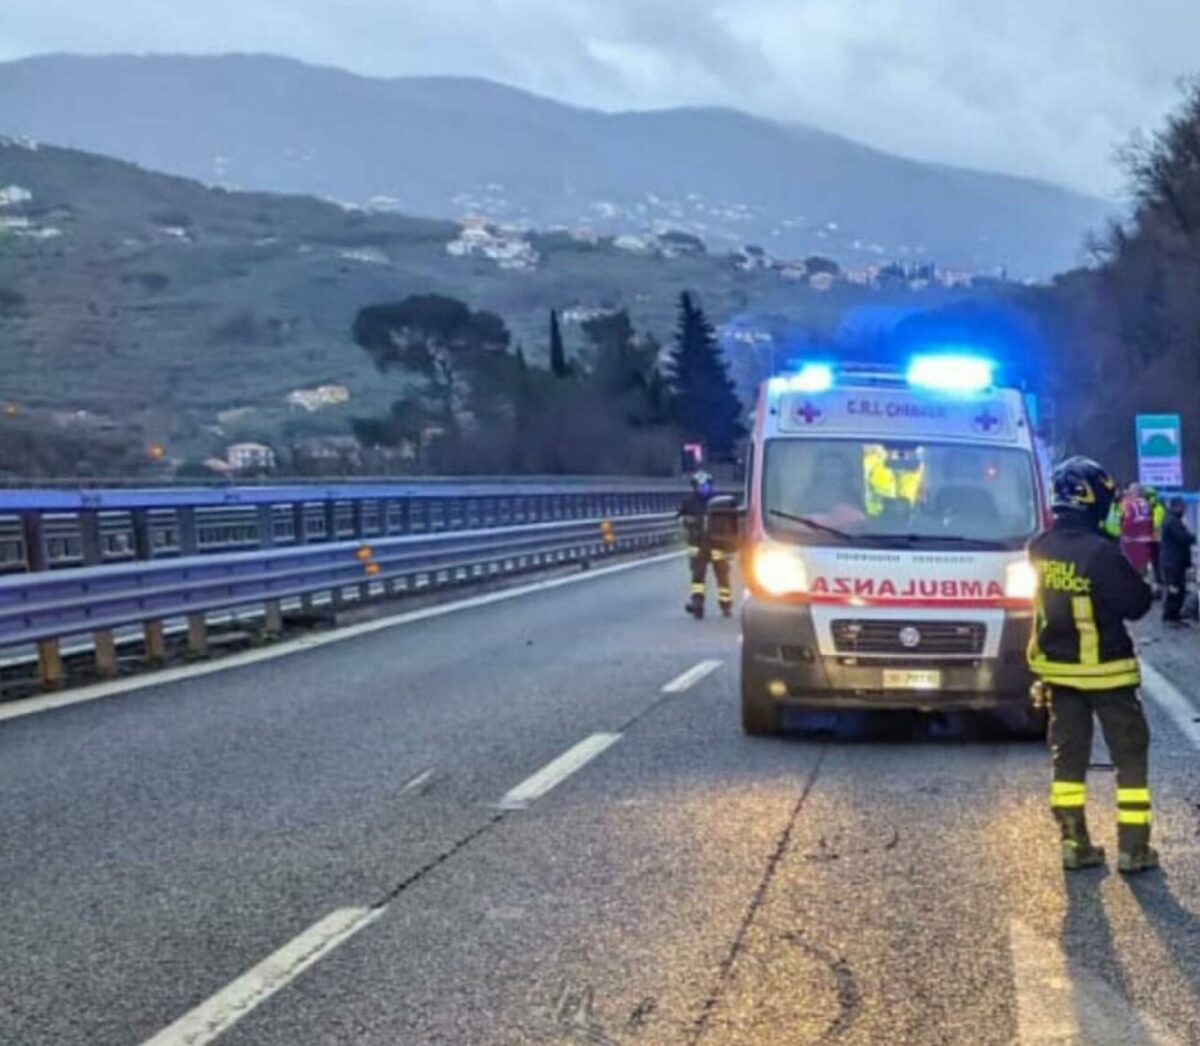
(0, 479), (684, 574)
(0, 479), (687, 690)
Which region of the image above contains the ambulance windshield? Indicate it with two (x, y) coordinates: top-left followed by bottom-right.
(763, 438), (1039, 547)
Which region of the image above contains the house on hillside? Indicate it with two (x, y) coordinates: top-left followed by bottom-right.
(286, 385), (351, 412)
(226, 442), (276, 472)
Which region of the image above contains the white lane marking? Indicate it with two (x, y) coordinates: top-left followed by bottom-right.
(0, 552), (682, 725)
(499, 733), (622, 810)
(1009, 918), (1179, 1045)
(1140, 662), (1200, 751)
(662, 659), (723, 693)
(141, 907), (382, 1046)
(399, 768), (435, 795)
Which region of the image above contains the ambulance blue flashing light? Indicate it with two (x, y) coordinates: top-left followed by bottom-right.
(906, 353), (995, 392)
(790, 363), (835, 393)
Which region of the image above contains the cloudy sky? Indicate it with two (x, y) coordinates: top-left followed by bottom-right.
(3, 0), (1196, 197)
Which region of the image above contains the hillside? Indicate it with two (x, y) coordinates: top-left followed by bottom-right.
(0, 138), (981, 461)
(0, 53), (1114, 277)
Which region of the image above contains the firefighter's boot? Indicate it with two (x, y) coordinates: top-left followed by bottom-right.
(1118, 823), (1159, 875)
(1057, 810), (1105, 871)
(719, 601), (733, 618)
(686, 594), (705, 619)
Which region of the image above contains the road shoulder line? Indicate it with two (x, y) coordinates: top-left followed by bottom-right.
(0, 551), (681, 725)
(1140, 661), (1200, 751)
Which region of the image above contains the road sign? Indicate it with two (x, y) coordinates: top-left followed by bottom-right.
(1136, 413), (1183, 488)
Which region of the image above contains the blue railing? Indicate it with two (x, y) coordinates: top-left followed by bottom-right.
(0, 478), (687, 690)
(0, 478), (685, 574)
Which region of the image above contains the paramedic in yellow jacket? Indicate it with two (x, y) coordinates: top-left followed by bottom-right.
(864, 445), (925, 518)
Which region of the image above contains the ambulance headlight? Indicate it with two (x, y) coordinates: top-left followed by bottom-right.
(752, 544), (809, 597)
(1004, 560), (1038, 600)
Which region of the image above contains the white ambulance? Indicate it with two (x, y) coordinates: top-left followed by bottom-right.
(739, 355), (1047, 735)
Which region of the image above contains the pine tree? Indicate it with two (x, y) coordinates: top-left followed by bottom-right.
(666, 291), (746, 458)
(549, 309), (571, 378)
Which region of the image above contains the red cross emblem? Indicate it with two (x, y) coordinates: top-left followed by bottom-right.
(973, 410), (1000, 433)
(795, 401), (823, 425)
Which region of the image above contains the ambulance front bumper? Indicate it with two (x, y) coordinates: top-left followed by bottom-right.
(742, 598), (1034, 710)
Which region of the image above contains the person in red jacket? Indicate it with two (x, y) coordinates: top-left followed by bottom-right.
(1120, 483), (1154, 578)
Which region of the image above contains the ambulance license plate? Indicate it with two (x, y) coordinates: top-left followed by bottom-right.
(882, 669), (942, 691)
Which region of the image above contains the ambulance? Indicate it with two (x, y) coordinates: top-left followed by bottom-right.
(739, 354), (1047, 735)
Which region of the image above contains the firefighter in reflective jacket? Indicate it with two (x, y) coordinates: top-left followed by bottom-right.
(864, 445), (924, 517)
(1028, 456), (1157, 873)
(679, 471), (733, 618)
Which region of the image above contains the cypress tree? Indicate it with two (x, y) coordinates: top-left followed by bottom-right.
(666, 291), (746, 458)
(549, 308), (571, 378)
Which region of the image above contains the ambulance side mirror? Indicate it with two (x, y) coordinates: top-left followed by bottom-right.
(707, 495), (745, 544)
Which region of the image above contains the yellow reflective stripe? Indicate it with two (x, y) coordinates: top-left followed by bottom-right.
(1027, 662), (1137, 676)
(690, 583), (706, 593)
(1117, 788), (1152, 805)
(687, 546), (700, 555)
(1037, 671), (1142, 691)
(1050, 781), (1087, 807)
(1118, 809), (1152, 825)
(711, 550), (727, 561)
(1072, 596), (1099, 665)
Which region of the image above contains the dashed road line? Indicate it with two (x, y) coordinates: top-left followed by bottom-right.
(1140, 662), (1200, 751)
(662, 659), (723, 693)
(499, 732), (622, 810)
(398, 768), (436, 795)
(141, 907), (383, 1046)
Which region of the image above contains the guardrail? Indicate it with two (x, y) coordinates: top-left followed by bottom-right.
(0, 479), (686, 574)
(0, 478), (688, 692)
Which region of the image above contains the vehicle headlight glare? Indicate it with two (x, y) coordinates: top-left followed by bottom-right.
(753, 545), (809, 597)
(1005, 560), (1038, 600)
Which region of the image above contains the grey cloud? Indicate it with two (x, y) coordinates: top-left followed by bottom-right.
(2, 0), (1198, 195)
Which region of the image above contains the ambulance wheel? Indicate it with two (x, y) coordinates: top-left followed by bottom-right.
(741, 654), (783, 736)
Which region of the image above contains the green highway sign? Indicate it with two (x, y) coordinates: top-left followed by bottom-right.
(1135, 413), (1183, 487)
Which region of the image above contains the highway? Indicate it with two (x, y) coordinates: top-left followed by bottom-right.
(3, 555), (1200, 1045)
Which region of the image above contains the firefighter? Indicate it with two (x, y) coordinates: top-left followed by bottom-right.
(864, 445), (924, 518)
(679, 470), (733, 618)
(1029, 457), (1157, 873)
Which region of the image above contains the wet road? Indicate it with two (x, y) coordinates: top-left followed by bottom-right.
(2, 556), (1199, 1045)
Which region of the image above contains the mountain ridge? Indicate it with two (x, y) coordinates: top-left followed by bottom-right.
(0, 52), (1114, 276)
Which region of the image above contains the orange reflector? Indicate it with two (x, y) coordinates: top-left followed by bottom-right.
(364, 563), (381, 576)
(355, 546), (373, 561)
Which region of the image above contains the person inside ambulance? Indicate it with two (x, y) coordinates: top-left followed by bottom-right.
(799, 449), (866, 528)
(932, 449), (999, 535)
(864, 444), (924, 522)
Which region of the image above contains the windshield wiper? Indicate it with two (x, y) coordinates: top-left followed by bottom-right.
(767, 508), (859, 543)
(872, 533), (1014, 550)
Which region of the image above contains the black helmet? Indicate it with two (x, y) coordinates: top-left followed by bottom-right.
(1051, 456), (1116, 526)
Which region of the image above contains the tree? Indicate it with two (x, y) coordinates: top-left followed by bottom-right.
(352, 294), (516, 446)
(549, 309), (571, 378)
(665, 291), (746, 458)
(804, 255), (840, 277)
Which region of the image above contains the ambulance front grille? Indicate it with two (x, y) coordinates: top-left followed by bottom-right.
(831, 620), (986, 656)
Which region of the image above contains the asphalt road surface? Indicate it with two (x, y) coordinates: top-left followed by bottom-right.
(3, 555), (1200, 1045)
